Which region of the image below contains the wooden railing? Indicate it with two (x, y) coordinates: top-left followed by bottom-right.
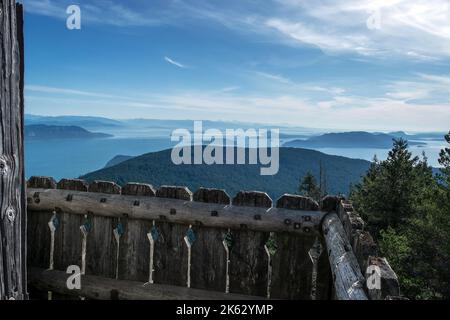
(25, 176), (401, 300)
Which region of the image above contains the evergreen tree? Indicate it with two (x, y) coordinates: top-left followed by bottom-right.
(299, 171), (321, 201)
(352, 139), (421, 234)
(353, 135), (450, 299)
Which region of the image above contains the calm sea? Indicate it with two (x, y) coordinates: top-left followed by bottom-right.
(25, 137), (445, 180)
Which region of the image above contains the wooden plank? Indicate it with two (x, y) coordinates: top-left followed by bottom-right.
(0, 0), (26, 300)
(86, 215), (116, 278)
(228, 192), (271, 297)
(271, 195), (322, 299)
(26, 210), (53, 269)
(322, 213), (368, 300)
(28, 267), (264, 300)
(27, 188), (325, 235)
(117, 217), (153, 282)
(153, 221), (188, 287)
(53, 212), (83, 272)
(270, 233), (316, 299)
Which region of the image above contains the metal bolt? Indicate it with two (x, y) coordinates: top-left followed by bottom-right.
(133, 200), (140, 207)
(195, 220), (203, 227)
(284, 219), (292, 225)
(170, 208), (176, 215)
(211, 210), (218, 217)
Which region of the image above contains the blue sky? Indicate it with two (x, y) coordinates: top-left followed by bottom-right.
(23, 0), (450, 131)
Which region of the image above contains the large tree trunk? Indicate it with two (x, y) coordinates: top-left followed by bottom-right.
(0, 0), (26, 300)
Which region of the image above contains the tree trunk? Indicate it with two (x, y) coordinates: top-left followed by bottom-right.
(0, 0), (26, 300)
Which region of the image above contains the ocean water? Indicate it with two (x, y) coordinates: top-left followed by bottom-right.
(313, 142), (445, 168)
(25, 137), (174, 180)
(25, 137), (445, 181)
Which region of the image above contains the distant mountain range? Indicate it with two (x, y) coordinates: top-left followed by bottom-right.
(82, 147), (371, 199)
(25, 125), (112, 140)
(25, 115), (122, 130)
(25, 114), (445, 144)
(283, 131), (426, 149)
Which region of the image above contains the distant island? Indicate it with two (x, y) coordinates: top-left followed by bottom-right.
(25, 125), (113, 140)
(83, 147), (371, 199)
(283, 131), (425, 149)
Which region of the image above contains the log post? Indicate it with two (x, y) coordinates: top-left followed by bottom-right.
(321, 213), (368, 300)
(0, 0), (26, 300)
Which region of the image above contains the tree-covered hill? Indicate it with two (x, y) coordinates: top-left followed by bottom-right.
(82, 147), (370, 200)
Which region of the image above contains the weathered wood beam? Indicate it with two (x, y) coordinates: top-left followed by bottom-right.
(27, 188), (325, 235)
(28, 268), (263, 300)
(322, 213), (368, 300)
(365, 257), (400, 300)
(0, 0), (26, 301)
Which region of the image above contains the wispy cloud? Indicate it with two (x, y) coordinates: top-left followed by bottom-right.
(23, 0), (171, 27)
(25, 85), (126, 99)
(305, 86), (346, 95)
(255, 71), (291, 84)
(25, 82), (450, 131)
(164, 56), (188, 69)
(385, 73), (450, 102)
(24, 0), (450, 59)
(265, 0), (450, 59)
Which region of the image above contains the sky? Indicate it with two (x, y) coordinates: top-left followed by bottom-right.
(22, 0), (450, 131)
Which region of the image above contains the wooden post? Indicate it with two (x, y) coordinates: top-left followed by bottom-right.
(322, 213), (368, 300)
(0, 0), (26, 300)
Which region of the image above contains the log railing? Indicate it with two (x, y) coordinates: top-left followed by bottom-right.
(25, 176), (401, 300)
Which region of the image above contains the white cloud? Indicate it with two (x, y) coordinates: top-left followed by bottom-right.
(24, 0), (450, 59)
(23, 0), (169, 27)
(164, 56), (188, 69)
(25, 85), (127, 99)
(25, 84), (450, 131)
(266, 0), (450, 59)
(385, 73), (450, 102)
(305, 86), (346, 95)
(255, 71), (292, 84)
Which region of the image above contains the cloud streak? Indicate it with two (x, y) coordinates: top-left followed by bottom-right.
(164, 56), (188, 69)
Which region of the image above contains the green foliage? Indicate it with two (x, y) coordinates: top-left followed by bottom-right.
(351, 139), (433, 235)
(298, 171), (321, 200)
(352, 135), (450, 300)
